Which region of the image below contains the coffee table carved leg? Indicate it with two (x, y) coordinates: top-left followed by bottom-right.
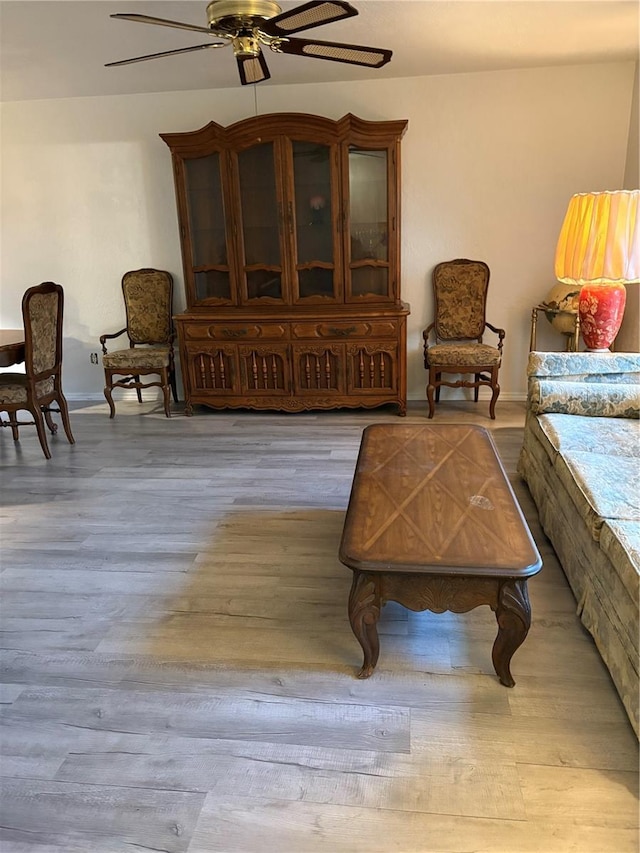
(492, 579), (531, 687)
(348, 571), (381, 678)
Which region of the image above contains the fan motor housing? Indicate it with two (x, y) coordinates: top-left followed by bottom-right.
(206, 0), (282, 30)
(232, 35), (262, 57)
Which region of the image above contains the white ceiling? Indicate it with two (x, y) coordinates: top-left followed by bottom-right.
(1, 0), (638, 102)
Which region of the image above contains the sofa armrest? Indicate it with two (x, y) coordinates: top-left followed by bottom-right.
(530, 379), (640, 418)
(528, 352), (640, 382)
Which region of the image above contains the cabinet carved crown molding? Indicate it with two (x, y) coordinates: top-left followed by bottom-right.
(161, 112), (409, 415)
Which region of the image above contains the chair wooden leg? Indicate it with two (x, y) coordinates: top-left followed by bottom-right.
(9, 417), (19, 441)
(435, 372), (441, 403)
(29, 404), (51, 459)
(426, 367), (437, 419)
(170, 369), (179, 404)
(474, 374), (480, 403)
(56, 393), (76, 445)
(43, 408), (58, 434)
(161, 369), (171, 418)
(104, 372), (116, 419)
(135, 377), (143, 404)
(489, 367), (500, 419)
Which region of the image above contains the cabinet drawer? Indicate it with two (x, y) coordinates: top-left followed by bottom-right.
(182, 322), (288, 341)
(291, 320), (398, 340)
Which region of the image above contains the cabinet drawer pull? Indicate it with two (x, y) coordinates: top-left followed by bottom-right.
(222, 328), (248, 337)
(328, 326), (357, 337)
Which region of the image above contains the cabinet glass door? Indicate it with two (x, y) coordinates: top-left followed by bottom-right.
(347, 147), (390, 301)
(291, 141), (340, 302)
(184, 154), (233, 304)
(237, 142), (285, 303)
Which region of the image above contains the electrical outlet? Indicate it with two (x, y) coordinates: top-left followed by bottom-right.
(90, 352), (99, 364)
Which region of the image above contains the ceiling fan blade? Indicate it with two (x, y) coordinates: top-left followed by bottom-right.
(273, 37), (391, 68)
(106, 43), (226, 68)
(260, 1), (357, 37)
(110, 13), (215, 36)
(237, 52), (271, 85)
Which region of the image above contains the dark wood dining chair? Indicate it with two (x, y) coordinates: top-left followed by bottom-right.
(0, 282), (75, 459)
(100, 269), (178, 418)
(422, 259), (505, 419)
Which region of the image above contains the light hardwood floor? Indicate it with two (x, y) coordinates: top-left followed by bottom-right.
(1, 399), (638, 853)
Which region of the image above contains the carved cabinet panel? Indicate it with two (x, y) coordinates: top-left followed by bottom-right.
(162, 113), (409, 415)
(186, 345), (238, 396)
(238, 344), (290, 396)
(292, 344), (345, 396)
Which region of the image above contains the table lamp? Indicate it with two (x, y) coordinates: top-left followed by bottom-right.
(554, 190), (639, 352)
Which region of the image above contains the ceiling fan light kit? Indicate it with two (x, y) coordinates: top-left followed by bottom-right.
(106, 0), (392, 85)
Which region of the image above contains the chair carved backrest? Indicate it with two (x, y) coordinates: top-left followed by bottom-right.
(433, 259), (490, 342)
(23, 283), (63, 395)
(122, 269), (174, 346)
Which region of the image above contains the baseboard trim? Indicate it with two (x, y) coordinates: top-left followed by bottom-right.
(67, 391), (527, 403)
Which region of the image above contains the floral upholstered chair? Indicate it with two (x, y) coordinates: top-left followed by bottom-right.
(0, 282), (75, 459)
(100, 269), (178, 418)
(422, 259), (505, 419)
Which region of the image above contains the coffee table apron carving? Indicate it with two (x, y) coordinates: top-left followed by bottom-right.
(339, 424), (542, 685)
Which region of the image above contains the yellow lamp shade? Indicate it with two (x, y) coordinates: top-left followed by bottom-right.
(555, 190), (639, 286)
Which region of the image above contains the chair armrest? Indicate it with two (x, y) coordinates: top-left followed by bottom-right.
(422, 323), (435, 367)
(485, 322), (505, 351)
(99, 329), (127, 354)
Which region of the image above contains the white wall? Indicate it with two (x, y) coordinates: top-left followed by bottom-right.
(1, 61), (634, 401)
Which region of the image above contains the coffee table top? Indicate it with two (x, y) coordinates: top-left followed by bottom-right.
(340, 424), (541, 578)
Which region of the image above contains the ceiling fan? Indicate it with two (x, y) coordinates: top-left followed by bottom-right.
(106, 0), (392, 86)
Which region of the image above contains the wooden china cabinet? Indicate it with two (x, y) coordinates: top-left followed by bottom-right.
(161, 112), (409, 415)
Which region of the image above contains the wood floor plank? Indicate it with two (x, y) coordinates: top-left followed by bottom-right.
(187, 794), (640, 853)
(0, 777), (205, 853)
(5, 685), (410, 753)
(411, 707), (639, 772)
(0, 648), (512, 715)
(1, 549), (199, 573)
(56, 746), (527, 821)
(0, 567), (196, 595)
(95, 620), (451, 671)
(518, 764), (639, 828)
(506, 673), (635, 724)
(0, 684), (24, 705)
(0, 616), (113, 652)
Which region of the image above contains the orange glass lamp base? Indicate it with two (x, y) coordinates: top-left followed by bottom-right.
(578, 282), (627, 352)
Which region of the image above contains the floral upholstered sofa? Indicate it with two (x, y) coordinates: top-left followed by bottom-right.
(518, 352), (640, 736)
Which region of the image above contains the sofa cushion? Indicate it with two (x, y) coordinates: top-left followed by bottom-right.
(528, 413), (640, 469)
(535, 414), (640, 465)
(103, 346), (170, 370)
(554, 450), (640, 541)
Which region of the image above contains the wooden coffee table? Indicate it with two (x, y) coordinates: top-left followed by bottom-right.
(339, 424), (542, 685)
